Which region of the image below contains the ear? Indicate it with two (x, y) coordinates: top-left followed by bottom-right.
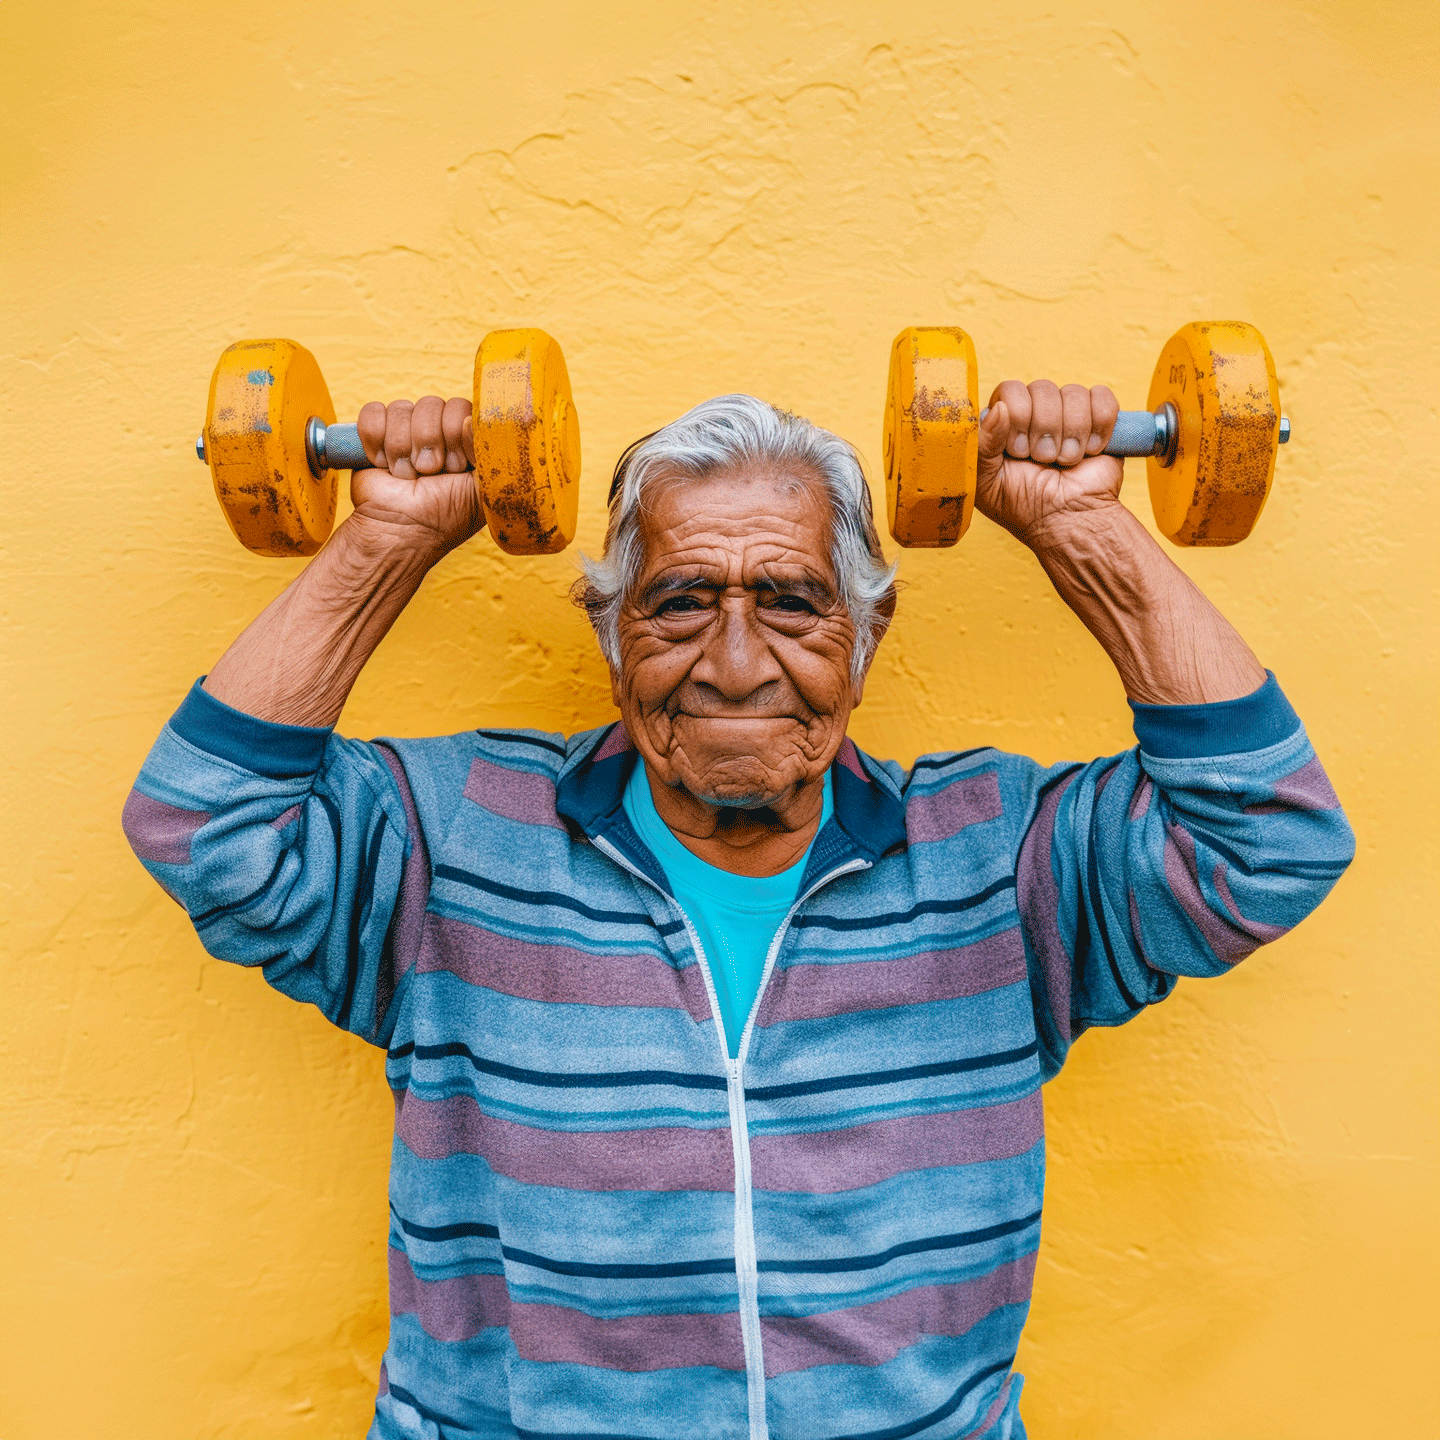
(609, 665), (623, 710)
(850, 588), (897, 708)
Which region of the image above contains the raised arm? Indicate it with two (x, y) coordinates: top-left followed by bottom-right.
(978, 378), (1353, 1078)
(204, 394), (482, 727)
(122, 394), (481, 1045)
(975, 378), (1267, 705)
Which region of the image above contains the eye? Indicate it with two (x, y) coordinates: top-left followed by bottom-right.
(765, 594), (815, 614)
(656, 594), (706, 615)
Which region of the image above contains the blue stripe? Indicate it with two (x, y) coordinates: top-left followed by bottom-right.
(434, 863), (684, 934)
(383, 1381), (467, 1430)
(392, 1211), (501, 1243)
(502, 1245), (735, 1280)
(907, 748), (992, 774)
(823, 1356), (1012, 1440)
(793, 876), (1015, 931)
(745, 1043), (1038, 1102)
(474, 727), (567, 757)
(756, 1210), (1040, 1276)
(392, 1039), (729, 1092)
(191, 848), (292, 927)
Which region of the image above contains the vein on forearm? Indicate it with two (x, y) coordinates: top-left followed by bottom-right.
(204, 521), (438, 729)
(1029, 505), (1266, 706)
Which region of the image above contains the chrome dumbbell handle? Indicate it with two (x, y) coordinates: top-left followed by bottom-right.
(977, 404), (1291, 468)
(305, 420), (371, 472)
(195, 419), (475, 475)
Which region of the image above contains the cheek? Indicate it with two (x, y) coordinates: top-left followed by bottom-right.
(619, 633), (695, 707)
(780, 630), (857, 713)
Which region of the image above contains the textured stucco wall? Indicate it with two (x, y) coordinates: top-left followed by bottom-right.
(2, 2), (1436, 1436)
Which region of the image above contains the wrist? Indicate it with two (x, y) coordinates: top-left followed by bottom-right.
(1018, 499), (1142, 562)
(335, 510), (453, 574)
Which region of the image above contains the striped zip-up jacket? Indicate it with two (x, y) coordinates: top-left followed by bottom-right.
(122, 675), (1353, 1440)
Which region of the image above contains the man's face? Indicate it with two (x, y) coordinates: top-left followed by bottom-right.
(613, 463), (866, 810)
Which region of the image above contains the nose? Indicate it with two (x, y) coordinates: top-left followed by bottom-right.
(689, 595), (784, 704)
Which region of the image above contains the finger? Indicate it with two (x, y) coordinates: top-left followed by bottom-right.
(442, 397), (472, 472)
(461, 413), (475, 469)
(384, 399), (416, 480)
(1088, 385), (1119, 454)
(1026, 380), (1063, 464)
(989, 381), (1033, 458)
(977, 400), (1010, 464)
(1059, 385), (1091, 466)
(410, 395), (446, 475)
(356, 402), (388, 468)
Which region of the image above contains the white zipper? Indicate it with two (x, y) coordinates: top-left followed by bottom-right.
(725, 1053), (767, 1437)
(593, 833), (871, 1440)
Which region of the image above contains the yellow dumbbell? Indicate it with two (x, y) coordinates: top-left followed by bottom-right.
(195, 329), (581, 557)
(883, 321), (1291, 548)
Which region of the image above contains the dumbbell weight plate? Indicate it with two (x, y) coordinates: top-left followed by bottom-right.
(204, 339), (338, 556)
(474, 329), (581, 555)
(883, 326), (979, 548)
(1146, 321), (1281, 547)
(883, 327), (979, 548)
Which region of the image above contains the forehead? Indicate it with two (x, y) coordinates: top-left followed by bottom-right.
(636, 463), (834, 571)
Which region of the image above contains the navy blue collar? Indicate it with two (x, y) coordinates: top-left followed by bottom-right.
(555, 724), (908, 889)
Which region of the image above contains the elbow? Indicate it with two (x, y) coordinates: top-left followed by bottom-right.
(121, 787), (213, 869)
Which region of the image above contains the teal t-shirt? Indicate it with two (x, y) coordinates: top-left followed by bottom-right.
(622, 762), (833, 1058)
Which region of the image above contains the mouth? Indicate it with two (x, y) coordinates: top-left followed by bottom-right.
(670, 711), (809, 724)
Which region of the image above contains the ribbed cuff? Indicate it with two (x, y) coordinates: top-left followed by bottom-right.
(1129, 671), (1301, 758)
(169, 678), (333, 778)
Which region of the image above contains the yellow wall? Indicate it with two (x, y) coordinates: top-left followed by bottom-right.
(3, 2), (1436, 1435)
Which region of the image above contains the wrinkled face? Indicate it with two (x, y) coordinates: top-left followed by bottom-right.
(612, 463), (867, 809)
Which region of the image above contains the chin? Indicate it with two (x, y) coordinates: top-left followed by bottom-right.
(681, 757), (798, 810)
(688, 786), (778, 811)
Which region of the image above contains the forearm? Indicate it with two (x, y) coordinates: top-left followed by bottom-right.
(1028, 502), (1266, 705)
(204, 517), (441, 728)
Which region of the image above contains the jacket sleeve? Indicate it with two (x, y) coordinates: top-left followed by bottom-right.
(1015, 673), (1355, 1080)
(121, 679), (430, 1047)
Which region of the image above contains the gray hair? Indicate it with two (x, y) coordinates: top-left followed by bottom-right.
(575, 394), (897, 680)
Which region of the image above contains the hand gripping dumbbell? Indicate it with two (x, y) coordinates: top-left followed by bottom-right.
(882, 321), (1291, 548)
(194, 329), (581, 557)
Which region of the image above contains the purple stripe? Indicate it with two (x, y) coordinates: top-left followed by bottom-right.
(270, 803), (302, 831)
(750, 1094), (1042, 1195)
(761, 1251), (1037, 1376)
(1128, 776), (1153, 822)
(395, 1091), (735, 1191)
(511, 1301), (745, 1372)
(121, 789), (210, 866)
(836, 738), (867, 781)
(376, 745), (432, 1027)
(591, 725), (633, 764)
(964, 1375), (1014, 1439)
(417, 913), (713, 1022)
(1015, 773), (1078, 1047)
(1212, 862), (1287, 943)
(1161, 824), (1266, 965)
(1245, 755), (1341, 815)
(756, 929), (1026, 1028)
(1093, 758), (1122, 801)
(906, 771), (1003, 843)
(389, 1247), (510, 1341)
(463, 757), (563, 829)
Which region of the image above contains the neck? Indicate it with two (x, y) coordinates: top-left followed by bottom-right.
(646, 765), (825, 877)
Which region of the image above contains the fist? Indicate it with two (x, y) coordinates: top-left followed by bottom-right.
(974, 379), (1123, 547)
(350, 395), (483, 556)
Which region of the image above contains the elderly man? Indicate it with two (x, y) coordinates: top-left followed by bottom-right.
(124, 382), (1352, 1440)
